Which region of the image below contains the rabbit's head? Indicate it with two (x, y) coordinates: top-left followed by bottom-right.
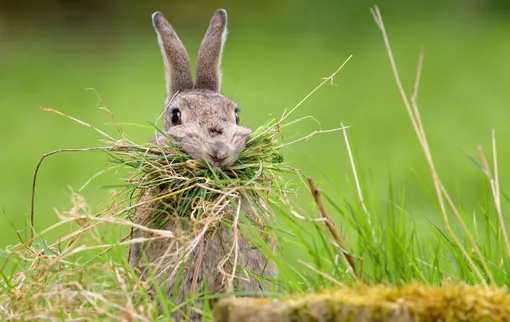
(152, 9), (251, 168)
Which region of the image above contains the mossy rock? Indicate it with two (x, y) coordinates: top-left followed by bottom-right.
(212, 284), (510, 322)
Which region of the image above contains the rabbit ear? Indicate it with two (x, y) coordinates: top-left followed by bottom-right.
(152, 12), (194, 98)
(195, 9), (228, 92)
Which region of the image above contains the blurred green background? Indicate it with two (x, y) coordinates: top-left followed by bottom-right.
(1, 0), (510, 249)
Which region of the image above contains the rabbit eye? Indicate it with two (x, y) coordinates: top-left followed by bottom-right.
(234, 106), (240, 124)
(170, 107), (181, 125)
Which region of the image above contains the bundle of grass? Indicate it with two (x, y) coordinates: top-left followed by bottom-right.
(115, 118), (292, 316)
(0, 117), (296, 321)
(212, 283), (510, 321)
(111, 118), (286, 229)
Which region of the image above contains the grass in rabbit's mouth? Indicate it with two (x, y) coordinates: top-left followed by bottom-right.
(109, 117), (288, 227)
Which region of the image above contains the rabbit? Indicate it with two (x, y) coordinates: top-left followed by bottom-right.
(127, 9), (277, 321)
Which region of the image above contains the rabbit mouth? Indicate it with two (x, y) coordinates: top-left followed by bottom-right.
(202, 139), (238, 168)
(204, 153), (235, 169)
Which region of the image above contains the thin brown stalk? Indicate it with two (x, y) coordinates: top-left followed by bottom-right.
(307, 177), (361, 282)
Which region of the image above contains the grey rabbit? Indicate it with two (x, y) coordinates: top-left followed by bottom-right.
(127, 9), (277, 321)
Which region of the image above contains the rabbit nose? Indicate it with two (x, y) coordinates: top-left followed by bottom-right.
(208, 126), (224, 136)
(211, 141), (229, 158)
(207, 141), (230, 167)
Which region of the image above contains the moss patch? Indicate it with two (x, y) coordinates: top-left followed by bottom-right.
(213, 283), (510, 322)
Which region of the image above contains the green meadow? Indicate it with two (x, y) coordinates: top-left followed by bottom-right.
(1, 4), (510, 318)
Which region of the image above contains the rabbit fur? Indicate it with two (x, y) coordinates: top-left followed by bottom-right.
(127, 9), (277, 321)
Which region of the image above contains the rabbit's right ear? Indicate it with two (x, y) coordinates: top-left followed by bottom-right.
(194, 9), (228, 92)
(152, 12), (194, 99)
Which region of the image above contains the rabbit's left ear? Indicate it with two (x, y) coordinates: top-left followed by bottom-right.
(152, 12), (194, 99)
(195, 9), (228, 92)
